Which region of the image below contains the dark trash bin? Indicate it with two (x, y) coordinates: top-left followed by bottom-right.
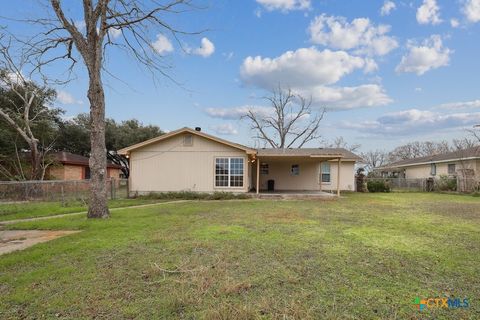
(267, 179), (275, 192)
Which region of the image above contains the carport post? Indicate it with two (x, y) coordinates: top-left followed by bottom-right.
(256, 157), (260, 194)
(337, 158), (342, 196)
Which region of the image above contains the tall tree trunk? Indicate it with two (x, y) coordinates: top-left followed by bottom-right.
(87, 72), (109, 218)
(29, 142), (42, 180)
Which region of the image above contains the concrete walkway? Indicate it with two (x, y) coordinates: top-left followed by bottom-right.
(0, 200), (190, 226)
(0, 230), (81, 255)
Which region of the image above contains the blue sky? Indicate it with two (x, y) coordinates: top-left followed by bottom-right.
(3, 0), (480, 151)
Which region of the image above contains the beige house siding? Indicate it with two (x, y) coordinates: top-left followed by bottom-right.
(323, 161), (355, 191)
(404, 159), (479, 179)
(255, 159), (355, 192)
(129, 133), (249, 194)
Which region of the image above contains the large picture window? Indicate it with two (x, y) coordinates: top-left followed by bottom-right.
(321, 162), (331, 183)
(215, 158), (244, 187)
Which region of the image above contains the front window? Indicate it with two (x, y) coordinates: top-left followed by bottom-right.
(430, 163), (436, 176)
(260, 163), (269, 175)
(291, 164), (300, 176)
(321, 162), (331, 183)
(215, 158), (244, 187)
(448, 163), (456, 174)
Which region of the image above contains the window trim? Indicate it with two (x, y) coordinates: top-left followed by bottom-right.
(448, 163), (456, 175)
(260, 163), (269, 175)
(321, 162), (331, 184)
(183, 134), (193, 147)
(291, 164), (300, 176)
(214, 157), (245, 189)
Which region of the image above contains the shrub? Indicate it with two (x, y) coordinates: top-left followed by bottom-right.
(367, 180), (391, 193)
(435, 175), (457, 192)
(135, 191), (251, 201)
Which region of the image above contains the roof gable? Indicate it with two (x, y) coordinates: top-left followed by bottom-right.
(118, 127), (256, 155)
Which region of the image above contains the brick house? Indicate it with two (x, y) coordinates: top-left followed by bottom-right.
(47, 151), (122, 181)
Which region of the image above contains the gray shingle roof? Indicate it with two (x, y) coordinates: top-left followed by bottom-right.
(377, 146), (480, 169)
(256, 148), (362, 161)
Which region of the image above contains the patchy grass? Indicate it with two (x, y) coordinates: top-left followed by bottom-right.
(0, 193), (478, 319)
(0, 198), (167, 221)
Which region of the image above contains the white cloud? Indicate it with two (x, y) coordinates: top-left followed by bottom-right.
(256, 0), (311, 12)
(396, 35), (451, 75)
(363, 58), (379, 73)
(380, 1), (396, 16)
(342, 109), (480, 136)
(436, 99), (480, 110)
(205, 105), (272, 120)
(416, 0), (442, 25)
(308, 15), (398, 56)
(188, 37), (215, 57)
(450, 18), (460, 28)
(415, 87), (423, 92)
(108, 27), (122, 39)
(240, 47), (392, 110)
(210, 123), (238, 135)
(463, 0), (480, 22)
(152, 34), (174, 54)
(57, 90), (83, 105)
(240, 47), (367, 88)
(301, 84), (393, 110)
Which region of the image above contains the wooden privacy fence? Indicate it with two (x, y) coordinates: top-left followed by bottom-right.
(0, 178), (129, 202)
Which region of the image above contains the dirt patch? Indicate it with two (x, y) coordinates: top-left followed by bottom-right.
(0, 230), (80, 255)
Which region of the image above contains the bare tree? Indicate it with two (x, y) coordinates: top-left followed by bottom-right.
(244, 87), (325, 148)
(328, 136), (360, 152)
(360, 150), (388, 173)
(387, 140), (451, 162)
(453, 137), (478, 150)
(6, 0), (199, 218)
(0, 41), (58, 180)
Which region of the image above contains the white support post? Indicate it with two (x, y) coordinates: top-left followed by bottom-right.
(337, 158), (341, 196)
(256, 158), (260, 194)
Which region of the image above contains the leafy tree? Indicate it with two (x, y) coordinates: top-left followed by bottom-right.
(56, 114), (163, 178)
(0, 67), (62, 180)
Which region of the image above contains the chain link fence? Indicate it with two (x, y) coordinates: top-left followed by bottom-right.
(365, 177), (480, 193)
(0, 178), (129, 203)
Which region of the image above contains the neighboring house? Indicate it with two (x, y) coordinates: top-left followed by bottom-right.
(375, 147), (480, 179)
(118, 127), (362, 196)
(47, 151), (122, 180)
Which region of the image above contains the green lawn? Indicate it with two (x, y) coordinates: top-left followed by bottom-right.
(0, 198), (167, 221)
(0, 193), (479, 319)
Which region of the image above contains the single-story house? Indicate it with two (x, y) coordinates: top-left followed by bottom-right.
(118, 127), (362, 196)
(375, 146), (480, 179)
(47, 151), (122, 180)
